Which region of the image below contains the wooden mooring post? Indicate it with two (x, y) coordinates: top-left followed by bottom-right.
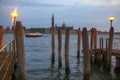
(15, 21), (27, 80)
(77, 28), (81, 59)
(93, 28), (97, 49)
(115, 57), (120, 72)
(90, 28), (94, 60)
(58, 29), (62, 68)
(106, 27), (114, 70)
(82, 28), (90, 80)
(104, 38), (109, 66)
(100, 38), (103, 50)
(64, 29), (70, 75)
(0, 25), (4, 49)
(93, 28), (99, 62)
(100, 38), (104, 61)
(51, 14), (55, 65)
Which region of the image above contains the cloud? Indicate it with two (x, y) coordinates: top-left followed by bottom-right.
(1, 0), (120, 8)
(39, 0), (120, 7)
(0, 0), (66, 7)
(82, 0), (120, 6)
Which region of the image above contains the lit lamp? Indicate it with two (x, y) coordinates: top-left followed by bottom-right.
(108, 16), (115, 27)
(10, 8), (19, 30)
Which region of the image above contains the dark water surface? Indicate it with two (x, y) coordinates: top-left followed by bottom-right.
(4, 33), (120, 80)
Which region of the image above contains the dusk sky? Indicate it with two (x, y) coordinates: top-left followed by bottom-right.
(0, 0), (120, 31)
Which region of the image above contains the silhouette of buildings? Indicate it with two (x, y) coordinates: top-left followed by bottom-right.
(4, 14), (78, 33)
(50, 14), (75, 34)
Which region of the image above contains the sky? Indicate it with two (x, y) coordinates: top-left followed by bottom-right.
(0, 0), (120, 31)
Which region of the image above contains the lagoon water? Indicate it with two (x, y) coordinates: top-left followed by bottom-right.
(4, 33), (120, 80)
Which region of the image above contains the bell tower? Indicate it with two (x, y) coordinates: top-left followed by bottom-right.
(52, 14), (54, 28)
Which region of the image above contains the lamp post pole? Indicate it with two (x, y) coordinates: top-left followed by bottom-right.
(13, 17), (17, 30)
(10, 7), (19, 30)
(108, 16), (115, 28)
(110, 20), (112, 28)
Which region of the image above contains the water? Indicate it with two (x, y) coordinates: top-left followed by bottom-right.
(4, 33), (120, 80)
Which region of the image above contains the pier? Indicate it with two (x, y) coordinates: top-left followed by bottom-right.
(0, 38), (16, 80)
(0, 21), (26, 80)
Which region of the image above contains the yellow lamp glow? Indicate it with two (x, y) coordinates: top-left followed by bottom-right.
(108, 16), (115, 22)
(10, 7), (19, 19)
(11, 12), (18, 18)
(10, 7), (19, 30)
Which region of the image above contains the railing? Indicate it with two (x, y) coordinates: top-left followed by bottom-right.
(0, 39), (16, 80)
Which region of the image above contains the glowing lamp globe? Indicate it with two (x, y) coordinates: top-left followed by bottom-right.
(10, 10), (19, 19)
(108, 16), (115, 22)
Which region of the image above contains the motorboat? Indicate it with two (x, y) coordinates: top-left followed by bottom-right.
(25, 32), (42, 37)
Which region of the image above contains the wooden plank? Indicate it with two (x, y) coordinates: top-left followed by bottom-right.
(0, 38), (16, 80)
(2, 53), (12, 80)
(1, 52), (16, 80)
(88, 48), (120, 57)
(112, 51), (120, 57)
(0, 53), (9, 80)
(0, 39), (14, 52)
(0, 52), (16, 80)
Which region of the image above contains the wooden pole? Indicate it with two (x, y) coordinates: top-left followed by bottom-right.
(104, 38), (108, 66)
(0, 25), (4, 49)
(77, 28), (81, 59)
(93, 28), (100, 62)
(51, 14), (55, 65)
(96, 38), (102, 62)
(90, 28), (93, 50)
(100, 38), (102, 50)
(100, 38), (104, 61)
(106, 27), (114, 70)
(15, 21), (27, 80)
(82, 27), (90, 80)
(90, 28), (94, 60)
(64, 29), (70, 75)
(58, 29), (62, 68)
(114, 57), (120, 72)
(93, 28), (97, 49)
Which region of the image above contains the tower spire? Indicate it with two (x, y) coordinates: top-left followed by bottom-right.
(52, 14), (54, 28)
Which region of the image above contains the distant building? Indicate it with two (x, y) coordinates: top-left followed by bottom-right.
(24, 14), (77, 34)
(55, 22), (73, 30)
(54, 22), (73, 33)
(50, 15), (74, 33)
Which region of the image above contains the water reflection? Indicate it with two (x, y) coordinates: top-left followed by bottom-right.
(49, 65), (63, 80)
(75, 59), (81, 80)
(91, 62), (112, 80)
(64, 75), (70, 80)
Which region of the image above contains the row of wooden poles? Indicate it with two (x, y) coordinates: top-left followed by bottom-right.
(51, 26), (88, 79)
(0, 21), (27, 80)
(1, 21), (120, 80)
(51, 26), (120, 80)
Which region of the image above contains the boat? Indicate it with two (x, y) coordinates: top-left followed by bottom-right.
(25, 32), (42, 37)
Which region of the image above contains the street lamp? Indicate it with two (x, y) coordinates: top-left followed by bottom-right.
(108, 16), (115, 27)
(10, 7), (19, 30)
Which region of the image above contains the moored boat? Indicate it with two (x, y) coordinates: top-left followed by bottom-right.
(25, 32), (42, 37)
